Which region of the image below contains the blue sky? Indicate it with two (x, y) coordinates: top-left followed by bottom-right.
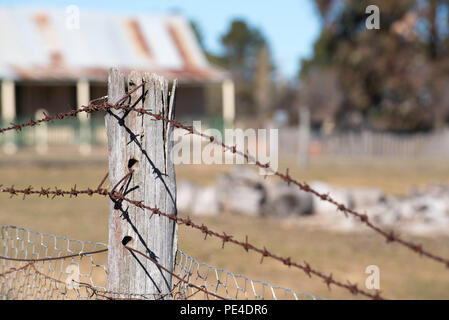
(0, 0), (322, 80)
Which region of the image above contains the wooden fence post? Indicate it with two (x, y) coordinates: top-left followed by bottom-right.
(298, 105), (310, 168)
(105, 68), (177, 299)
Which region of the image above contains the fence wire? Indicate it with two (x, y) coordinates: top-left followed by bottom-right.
(0, 225), (108, 300)
(0, 226), (320, 300)
(174, 248), (320, 300)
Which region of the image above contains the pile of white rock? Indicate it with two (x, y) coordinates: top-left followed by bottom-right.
(176, 168), (449, 235)
(359, 184), (449, 235)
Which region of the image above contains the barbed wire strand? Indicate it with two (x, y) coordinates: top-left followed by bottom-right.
(109, 102), (449, 270)
(0, 248), (108, 263)
(0, 185), (108, 199)
(107, 171), (381, 299)
(108, 188), (383, 300)
(1, 183), (380, 298)
(0, 262), (33, 278)
(0, 83), (143, 134)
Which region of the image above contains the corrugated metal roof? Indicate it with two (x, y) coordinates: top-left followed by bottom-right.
(0, 7), (227, 82)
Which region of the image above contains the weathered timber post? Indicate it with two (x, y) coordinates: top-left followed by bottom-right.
(106, 68), (177, 299)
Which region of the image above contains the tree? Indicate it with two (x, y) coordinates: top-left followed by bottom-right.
(190, 20), (227, 67)
(220, 19), (267, 81)
(220, 19), (274, 118)
(254, 45), (272, 118)
(299, 69), (343, 130)
(190, 19), (275, 120)
(300, 0), (449, 132)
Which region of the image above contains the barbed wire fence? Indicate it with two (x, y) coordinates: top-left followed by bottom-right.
(0, 72), (448, 300)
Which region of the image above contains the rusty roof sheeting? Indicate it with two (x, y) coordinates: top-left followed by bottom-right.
(0, 8), (227, 82)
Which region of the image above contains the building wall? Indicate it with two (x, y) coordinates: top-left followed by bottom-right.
(11, 82), (222, 123)
(15, 83), (76, 118)
(175, 85), (205, 120)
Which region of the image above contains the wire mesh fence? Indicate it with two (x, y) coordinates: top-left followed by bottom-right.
(0, 225), (108, 300)
(174, 248), (320, 300)
(0, 225), (320, 300)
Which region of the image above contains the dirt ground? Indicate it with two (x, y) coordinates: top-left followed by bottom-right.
(1, 150), (449, 299)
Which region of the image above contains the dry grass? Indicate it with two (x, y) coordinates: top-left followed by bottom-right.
(1, 153), (449, 299)
(280, 156), (449, 195)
